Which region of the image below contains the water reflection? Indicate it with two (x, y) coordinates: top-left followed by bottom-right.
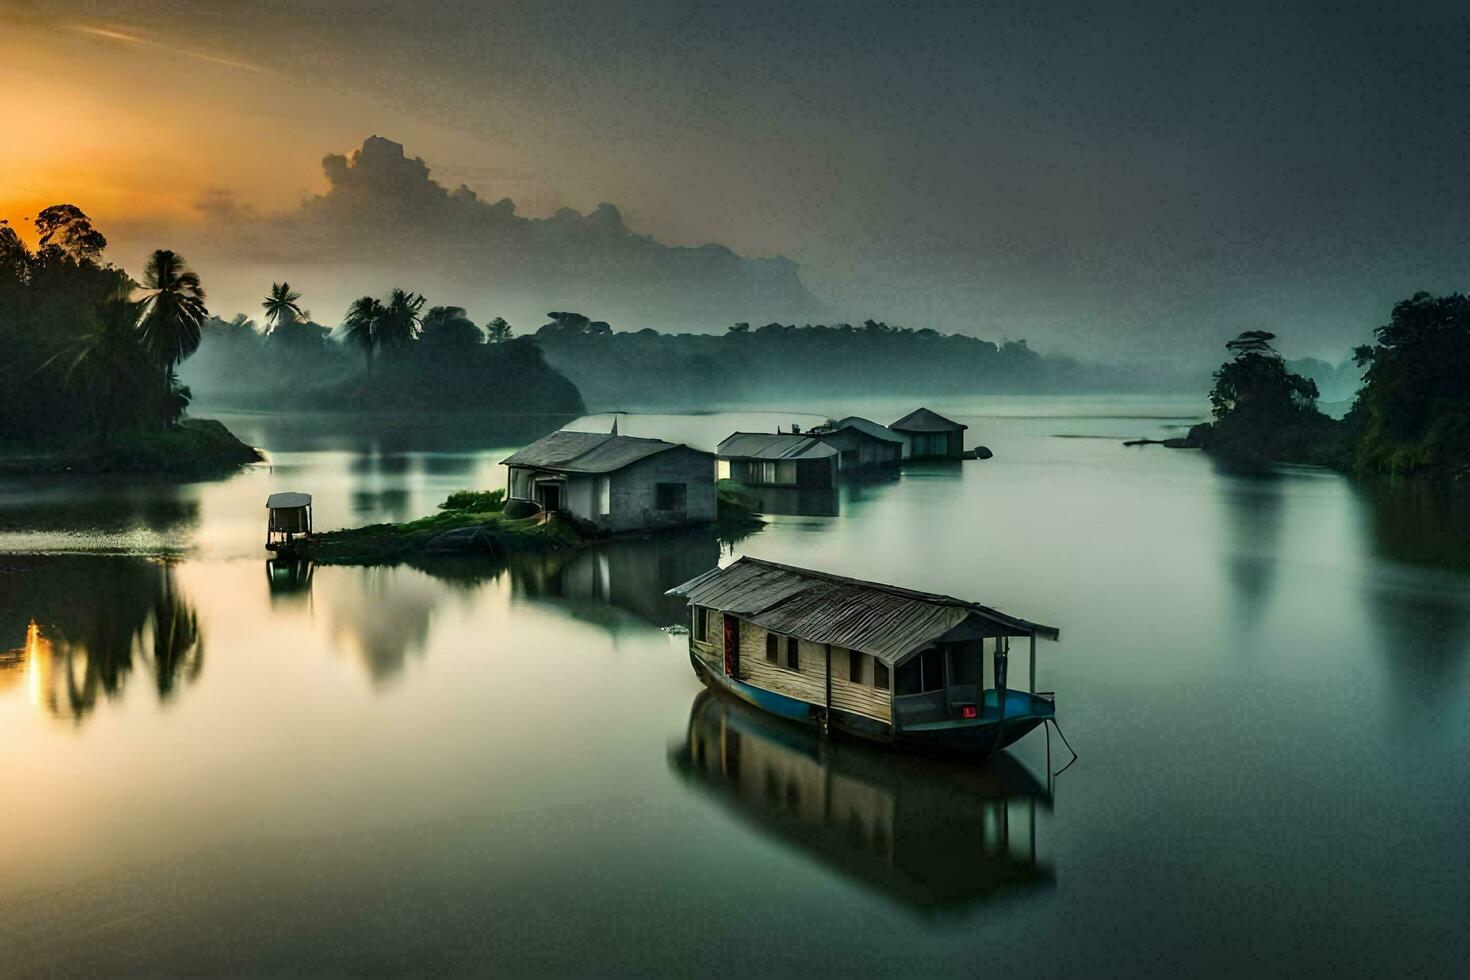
(1358, 478), (1470, 572)
(1216, 473), (1285, 630)
(511, 528), (725, 628)
(0, 555), (204, 722)
(746, 487), (840, 517)
(266, 558), (315, 605)
(669, 690), (1054, 913)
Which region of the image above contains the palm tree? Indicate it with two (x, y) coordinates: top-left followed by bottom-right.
(139, 250), (207, 421)
(48, 286), (151, 444)
(262, 281), (303, 332)
(343, 295), (385, 373)
(379, 288), (425, 349)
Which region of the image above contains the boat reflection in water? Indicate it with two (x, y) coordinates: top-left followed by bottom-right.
(265, 557), (315, 605)
(745, 486), (839, 518)
(669, 690), (1055, 913)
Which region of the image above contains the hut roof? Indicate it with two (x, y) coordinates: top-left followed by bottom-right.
(889, 407), (967, 433)
(266, 491), (312, 509)
(501, 431), (706, 474)
(668, 557), (1058, 665)
(716, 433), (839, 460)
(815, 416), (904, 444)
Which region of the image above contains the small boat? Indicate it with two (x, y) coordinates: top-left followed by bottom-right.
(666, 557), (1061, 758)
(265, 491), (313, 553)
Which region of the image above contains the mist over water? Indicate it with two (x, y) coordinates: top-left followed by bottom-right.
(2, 396), (1468, 974)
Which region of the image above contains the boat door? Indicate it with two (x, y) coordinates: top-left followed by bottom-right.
(723, 615), (740, 677)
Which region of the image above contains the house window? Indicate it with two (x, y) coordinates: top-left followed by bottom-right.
(786, 636), (800, 671)
(692, 606), (706, 642)
(775, 461), (797, 485)
(655, 482), (687, 511)
(874, 662), (890, 690)
(716, 459), (731, 480)
(766, 632), (778, 663)
(848, 650), (864, 684)
(597, 476), (611, 515)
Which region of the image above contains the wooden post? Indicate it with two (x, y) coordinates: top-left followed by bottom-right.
(1029, 631), (1036, 694)
(823, 643), (832, 736)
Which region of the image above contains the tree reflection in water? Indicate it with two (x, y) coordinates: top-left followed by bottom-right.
(0, 555), (204, 722)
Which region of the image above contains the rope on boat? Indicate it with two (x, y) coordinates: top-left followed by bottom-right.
(1046, 718), (1079, 777)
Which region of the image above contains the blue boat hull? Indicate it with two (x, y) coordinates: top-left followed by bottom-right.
(688, 650), (1052, 759)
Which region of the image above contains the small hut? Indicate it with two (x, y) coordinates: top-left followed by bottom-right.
(889, 407), (967, 459)
(265, 491), (313, 551)
(808, 416), (903, 471)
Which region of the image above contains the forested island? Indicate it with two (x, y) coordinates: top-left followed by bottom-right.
(0, 207), (260, 474)
(1187, 292), (1470, 476)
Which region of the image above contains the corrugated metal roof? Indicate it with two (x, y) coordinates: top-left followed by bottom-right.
(890, 407), (967, 432)
(817, 416), (904, 444)
(501, 431), (704, 473)
(716, 433), (839, 460)
(667, 557), (1059, 664)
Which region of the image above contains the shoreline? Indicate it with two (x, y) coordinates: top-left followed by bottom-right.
(0, 418), (263, 478)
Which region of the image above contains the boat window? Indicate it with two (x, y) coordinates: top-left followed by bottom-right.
(874, 661), (890, 690)
(949, 644), (980, 685)
(766, 632), (778, 663)
(786, 636), (800, 671)
(692, 606), (706, 641)
(894, 658), (921, 696)
(848, 649), (864, 684)
(920, 647), (945, 692)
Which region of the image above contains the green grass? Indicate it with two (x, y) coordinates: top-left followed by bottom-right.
(438, 489), (505, 511)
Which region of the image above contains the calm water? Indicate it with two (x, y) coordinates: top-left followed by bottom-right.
(2, 397), (1468, 975)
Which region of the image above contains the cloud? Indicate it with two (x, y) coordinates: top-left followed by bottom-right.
(67, 23), (271, 74)
(201, 135), (828, 328)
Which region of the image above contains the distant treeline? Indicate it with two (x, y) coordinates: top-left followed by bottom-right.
(182, 300), (585, 416)
(531, 313), (1183, 408)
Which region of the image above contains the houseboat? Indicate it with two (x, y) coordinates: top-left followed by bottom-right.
(668, 557), (1060, 757)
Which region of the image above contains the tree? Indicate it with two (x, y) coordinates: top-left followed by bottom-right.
(1350, 292), (1470, 472)
(53, 287), (151, 444)
(484, 316), (513, 343)
(343, 295), (385, 372)
(1209, 331), (1319, 422)
(378, 288), (425, 349)
(262, 281), (303, 331)
(421, 305), (484, 348)
(139, 249), (208, 407)
(34, 204), (107, 262)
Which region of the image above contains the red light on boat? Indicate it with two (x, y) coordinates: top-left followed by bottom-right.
(961, 705), (977, 719)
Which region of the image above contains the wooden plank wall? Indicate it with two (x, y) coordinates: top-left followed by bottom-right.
(736, 620), (892, 723)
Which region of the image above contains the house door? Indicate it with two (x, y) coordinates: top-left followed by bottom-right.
(723, 615), (740, 677)
(537, 483), (562, 512)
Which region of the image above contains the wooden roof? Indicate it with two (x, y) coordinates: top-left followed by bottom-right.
(668, 557), (1058, 665)
(890, 407), (967, 432)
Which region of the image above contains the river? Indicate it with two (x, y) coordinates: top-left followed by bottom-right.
(2, 396), (1468, 975)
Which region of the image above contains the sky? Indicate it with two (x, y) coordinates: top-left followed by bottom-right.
(3, 0), (1468, 363)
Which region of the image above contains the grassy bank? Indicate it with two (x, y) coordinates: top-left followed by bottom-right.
(0, 418), (263, 477)
(295, 485), (763, 565)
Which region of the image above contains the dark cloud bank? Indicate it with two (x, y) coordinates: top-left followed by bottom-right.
(201, 136), (828, 330)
